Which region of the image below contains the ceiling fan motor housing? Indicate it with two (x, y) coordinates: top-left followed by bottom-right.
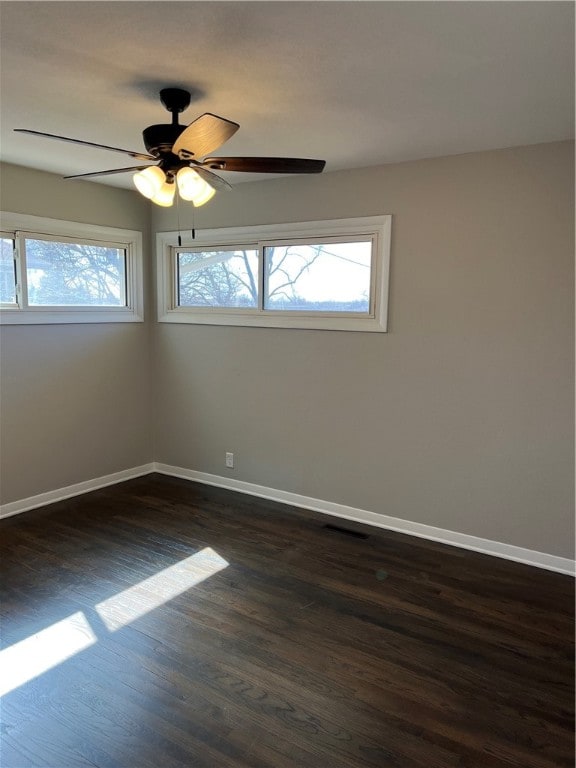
(143, 88), (193, 157)
(143, 124), (187, 157)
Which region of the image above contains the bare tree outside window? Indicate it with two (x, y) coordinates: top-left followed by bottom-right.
(25, 239), (126, 306)
(264, 242), (371, 312)
(178, 249), (259, 308)
(177, 241), (371, 313)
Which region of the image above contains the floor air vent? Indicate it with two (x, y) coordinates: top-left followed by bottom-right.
(323, 523), (369, 539)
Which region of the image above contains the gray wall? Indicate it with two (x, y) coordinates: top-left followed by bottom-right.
(152, 141), (574, 559)
(1, 144), (573, 560)
(0, 164), (153, 504)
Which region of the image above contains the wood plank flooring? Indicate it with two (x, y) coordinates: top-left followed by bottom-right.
(0, 474), (573, 768)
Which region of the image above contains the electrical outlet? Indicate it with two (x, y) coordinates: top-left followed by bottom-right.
(225, 452), (234, 468)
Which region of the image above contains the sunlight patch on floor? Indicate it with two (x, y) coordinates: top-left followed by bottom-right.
(1, 548), (229, 696)
(0, 611), (97, 697)
(95, 547), (229, 631)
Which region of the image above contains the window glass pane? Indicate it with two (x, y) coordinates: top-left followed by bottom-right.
(178, 249), (259, 308)
(25, 238), (126, 307)
(264, 241), (372, 312)
(0, 238), (17, 304)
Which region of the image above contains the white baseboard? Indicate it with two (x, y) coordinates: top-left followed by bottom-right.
(0, 464), (155, 520)
(2, 461), (573, 576)
(154, 463), (576, 576)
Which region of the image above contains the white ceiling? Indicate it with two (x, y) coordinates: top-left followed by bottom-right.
(0, 1), (573, 189)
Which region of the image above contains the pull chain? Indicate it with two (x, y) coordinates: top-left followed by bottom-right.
(176, 190), (196, 244)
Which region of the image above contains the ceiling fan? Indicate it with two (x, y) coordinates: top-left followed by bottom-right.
(14, 88), (326, 207)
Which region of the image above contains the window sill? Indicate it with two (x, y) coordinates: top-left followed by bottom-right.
(0, 307), (143, 325)
(158, 307), (386, 332)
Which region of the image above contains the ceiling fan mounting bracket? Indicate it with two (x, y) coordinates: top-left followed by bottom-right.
(160, 88), (191, 117)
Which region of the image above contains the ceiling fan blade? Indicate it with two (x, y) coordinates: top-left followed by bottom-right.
(201, 157), (326, 174)
(63, 166), (153, 180)
(172, 113), (240, 160)
(189, 164), (233, 192)
(14, 129), (155, 161)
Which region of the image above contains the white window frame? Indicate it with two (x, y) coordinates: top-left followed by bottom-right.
(0, 212), (144, 325)
(157, 216), (391, 332)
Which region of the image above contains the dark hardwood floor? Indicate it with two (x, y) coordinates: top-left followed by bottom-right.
(0, 474), (573, 768)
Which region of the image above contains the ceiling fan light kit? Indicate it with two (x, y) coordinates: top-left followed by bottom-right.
(152, 180), (176, 208)
(176, 167), (216, 205)
(132, 164), (215, 207)
(15, 87), (326, 208)
(132, 165), (165, 199)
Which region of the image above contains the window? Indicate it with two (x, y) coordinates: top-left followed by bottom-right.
(0, 235), (17, 306)
(177, 247), (259, 309)
(0, 213), (143, 324)
(263, 238), (372, 313)
(158, 216), (391, 331)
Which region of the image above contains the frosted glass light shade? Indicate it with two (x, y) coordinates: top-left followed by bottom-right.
(176, 167), (216, 206)
(151, 181), (176, 207)
(133, 166), (165, 199)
